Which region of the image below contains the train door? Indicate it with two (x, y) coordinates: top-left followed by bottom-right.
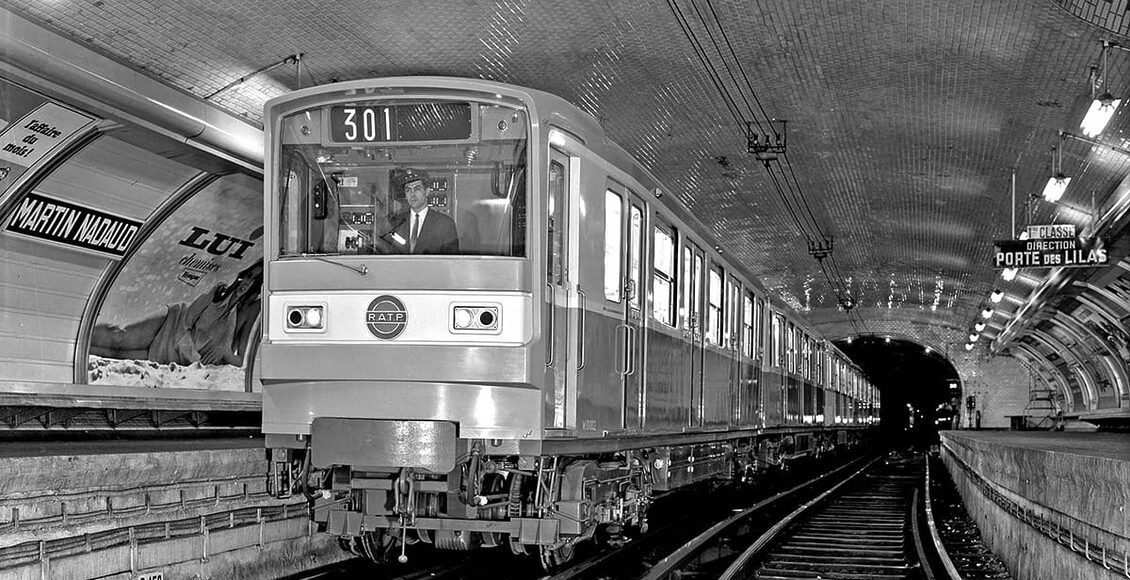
(622, 194), (647, 430)
(546, 149), (576, 429)
(683, 241), (705, 427)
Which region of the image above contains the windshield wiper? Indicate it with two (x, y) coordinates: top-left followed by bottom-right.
(294, 253), (368, 276)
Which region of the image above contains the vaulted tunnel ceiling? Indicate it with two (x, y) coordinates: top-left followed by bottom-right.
(9, 0), (1130, 355)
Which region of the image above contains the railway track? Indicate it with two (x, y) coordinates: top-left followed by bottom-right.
(747, 455), (924, 579)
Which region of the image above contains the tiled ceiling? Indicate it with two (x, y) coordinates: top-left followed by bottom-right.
(9, 0), (1130, 354)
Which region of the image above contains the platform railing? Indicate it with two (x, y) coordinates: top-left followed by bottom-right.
(942, 442), (1130, 578)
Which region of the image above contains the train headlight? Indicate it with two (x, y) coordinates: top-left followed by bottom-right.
(451, 304), (500, 333)
(285, 304), (326, 331)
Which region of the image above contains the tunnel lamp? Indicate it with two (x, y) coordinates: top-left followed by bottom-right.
(1081, 94), (1121, 137)
(1043, 174), (1070, 202)
(884, 336), (891, 343)
(1081, 41), (1121, 138)
(846, 337), (853, 344)
(990, 289), (1004, 303)
(1042, 144), (1069, 203)
(924, 346), (932, 354)
(969, 333), (979, 342)
(974, 321), (986, 332)
(965, 343), (974, 351)
(1001, 268), (1018, 281)
(981, 308), (994, 319)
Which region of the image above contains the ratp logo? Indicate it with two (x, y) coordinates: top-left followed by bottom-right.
(365, 295), (407, 339)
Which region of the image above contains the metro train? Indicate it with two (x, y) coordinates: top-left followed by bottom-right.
(258, 77), (879, 567)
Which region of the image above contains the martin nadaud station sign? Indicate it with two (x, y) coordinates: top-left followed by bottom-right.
(993, 224), (1109, 269)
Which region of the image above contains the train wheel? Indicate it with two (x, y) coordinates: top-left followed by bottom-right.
(507, 473), (533, 555)
(358, 530), (394, 563)
(539, 543), (575, 571)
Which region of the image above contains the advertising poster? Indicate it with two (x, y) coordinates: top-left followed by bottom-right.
(88, 173), (263, 391)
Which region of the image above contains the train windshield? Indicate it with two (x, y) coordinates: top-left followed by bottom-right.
(276, 99), (528, 257)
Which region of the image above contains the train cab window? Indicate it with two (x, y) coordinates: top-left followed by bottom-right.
(707, 266), (723, 345)
(742, 293), (754, 358)
(276, 99), (528, 258)
(628, 204), (644, 311)
(652, 225), (676, 326)
(604, 190), (623, 302)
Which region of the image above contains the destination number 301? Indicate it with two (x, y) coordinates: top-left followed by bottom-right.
(338, 107), (392, 142)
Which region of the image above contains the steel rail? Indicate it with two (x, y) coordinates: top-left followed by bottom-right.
(637, 454), (877, 580)
(716, 456), (878, 579)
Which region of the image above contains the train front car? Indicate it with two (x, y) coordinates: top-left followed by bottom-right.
(260, 79), (556, 563)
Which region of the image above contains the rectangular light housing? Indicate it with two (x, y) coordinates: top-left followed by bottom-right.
(1042, 175), (1070, 202)
(1080, 97), (1121, 137)
(285, 304), (326, 332)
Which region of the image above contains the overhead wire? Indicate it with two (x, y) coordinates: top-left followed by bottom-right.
(667, 0), (858, 319)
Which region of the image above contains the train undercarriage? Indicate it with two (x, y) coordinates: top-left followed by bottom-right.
(268, 428), (865, 569)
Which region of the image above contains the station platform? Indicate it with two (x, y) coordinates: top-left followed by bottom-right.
(0, 436), (346, 580)
(939, 430), (1130, 580)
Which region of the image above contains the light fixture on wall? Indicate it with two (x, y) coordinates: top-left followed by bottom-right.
(990, 289), (1004, 303)
(974, 321), (986, 332)
(969, 333), (979, 342)
(1001, 268), (1018, 281)
(965, 343), (974, 351)
(1042, 143), (1070, 203)
(1081, 40), (1122, 138)
(981, 307), (994, 319)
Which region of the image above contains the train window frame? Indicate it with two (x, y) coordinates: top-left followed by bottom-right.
(603, 189), (623, 302)
(725, 276), (740, 351)
(706, 264), (723, 345)
(786, 322), (797, 373)
(684, 242), (704, 334)
(742, 292), (754, 359)
(652, 222), (676, 327)
(770, 313), (783, 368)
(547, 157), (566, 286)
(628, 202), (644, 312)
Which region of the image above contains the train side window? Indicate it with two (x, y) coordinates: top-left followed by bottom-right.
(725, 277), (739, 350)
(604, 190), (622, 302)
(628, 204), (643, 310)
(547, 160), (565, 285)
(652, 224), (676, 326)
(742, 293), (753, 358)
(707, 266), (723, 345)
(770, 314), (783, 367)
(685, 246), (704, 332)
(682, 246), (692, 329)
(755, 298), (766, 359)
(786, 322), (797, 373)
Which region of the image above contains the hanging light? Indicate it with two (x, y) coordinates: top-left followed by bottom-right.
(990, 289), (1004, 303)
(1081, 41), (1122, 137)
(1042, 144), (1069, 202)
(969, 333), (979, 342)
(965, 343), (974, 351)
(981, 308), (994, 319)
(974, 321), (986, 332)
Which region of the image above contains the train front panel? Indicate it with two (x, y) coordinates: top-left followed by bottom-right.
(258, 80), (566, 547)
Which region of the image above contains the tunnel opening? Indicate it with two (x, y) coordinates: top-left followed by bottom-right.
(834, 336), (961, 448)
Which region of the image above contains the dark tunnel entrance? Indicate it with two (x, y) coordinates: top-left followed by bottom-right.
(834, 336), (961, 447)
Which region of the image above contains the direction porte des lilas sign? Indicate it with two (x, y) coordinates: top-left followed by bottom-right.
(992, 224), (1109, 270)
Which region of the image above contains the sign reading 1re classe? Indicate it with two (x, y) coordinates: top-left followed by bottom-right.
(992, 224), (1108, 269)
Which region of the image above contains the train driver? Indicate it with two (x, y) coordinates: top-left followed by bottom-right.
(384, 168), (460, 254)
